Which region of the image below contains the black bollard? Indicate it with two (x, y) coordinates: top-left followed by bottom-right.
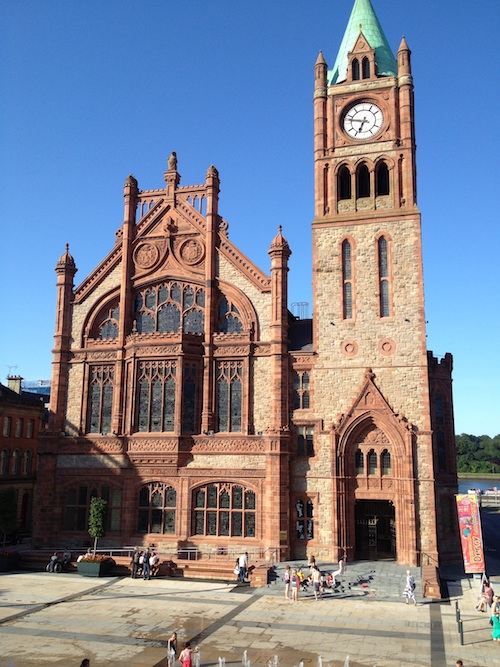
(455, 600), (460, 624)
(459, 619), (464, 646)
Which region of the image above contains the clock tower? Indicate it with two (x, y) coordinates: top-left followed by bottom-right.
(309, 0), (451, 574)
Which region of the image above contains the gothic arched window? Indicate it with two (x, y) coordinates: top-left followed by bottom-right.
(352, 58), (360, 80)
(293, 371), (310, 410)
(376, 161), (390, 196)
(381, 450), (392, 476)
(216, 361), (243, 432)
(193, 483), (256, 537)
(87, 365), (114, 434)
(338, 166), (352, 200)
(98, 305), (120, 340)
(134, 282), (205, 335)
(136, 360), (176, 433)
(217, 297), (243, 333)
(138, 482), (177, 534)
(357, 164), (370, 198)
(362, 57), (370, 79)
(368, 449), (378, 475)
(355, 449), (364, 474)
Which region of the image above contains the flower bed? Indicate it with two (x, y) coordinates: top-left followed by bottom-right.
(77, 554), (115, 577)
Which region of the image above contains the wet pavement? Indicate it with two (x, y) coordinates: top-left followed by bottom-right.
(0, 558), (499, 667)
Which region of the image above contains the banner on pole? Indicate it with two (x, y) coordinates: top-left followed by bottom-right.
(455, 493), (485, 573)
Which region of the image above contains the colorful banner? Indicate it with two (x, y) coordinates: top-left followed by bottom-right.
(455, 493), (485, 573)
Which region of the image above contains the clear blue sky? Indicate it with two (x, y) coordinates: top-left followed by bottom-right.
(1, 1), (499, 437)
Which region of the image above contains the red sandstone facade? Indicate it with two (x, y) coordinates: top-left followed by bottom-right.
(33, 1), (458, 574)
(0, 377), (45, 535)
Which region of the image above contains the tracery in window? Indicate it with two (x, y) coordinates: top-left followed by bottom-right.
(87, 365), (114, 434)
(193, 483), (256, 537)
(63, 484), (121, 532)
(98, 305), (120, 340)
(217, 297), (243, 333)
(293, 371), (310, 410)
(378, 236), (391, 317)
(342, 239), (354, 319)
(134, 282), (205, 335)
(136, 360), (176, 433)
(216, 361), (243, 432)
(138, 482), (177, 534)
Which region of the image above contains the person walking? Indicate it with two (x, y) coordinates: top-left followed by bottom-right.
(238, 552), (248, 583)
(179, 642), (196, 667)
(403, 570), (417, 605)
(142, 547), (151, 580)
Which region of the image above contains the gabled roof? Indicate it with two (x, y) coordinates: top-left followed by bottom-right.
(328, 0), (397, 85)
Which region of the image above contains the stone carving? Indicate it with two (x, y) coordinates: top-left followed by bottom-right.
(190, 439), (265, 453)
(379, 338), (396, 356)
(341, 340), (359, 357)
(129, 439), (178, 452)
(168, 151), (177, 170)
(179, 238), (205, 265)
(214, 346), (249, 357)
(134, 242), (160, 269)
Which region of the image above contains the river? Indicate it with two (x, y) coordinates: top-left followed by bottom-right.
(458, 477), (500, 494)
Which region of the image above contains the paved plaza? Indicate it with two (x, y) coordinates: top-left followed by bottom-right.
(0, 559), (499, 667)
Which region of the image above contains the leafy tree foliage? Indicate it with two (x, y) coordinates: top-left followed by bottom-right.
(456, 433), (500, 473)
(88, 496), (108, 556)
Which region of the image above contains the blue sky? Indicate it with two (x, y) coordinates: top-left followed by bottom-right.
(1, 0), (499, 437)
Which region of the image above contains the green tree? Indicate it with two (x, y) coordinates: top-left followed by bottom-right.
(88, 496), (108, 557)
(0, 487), (17, 547)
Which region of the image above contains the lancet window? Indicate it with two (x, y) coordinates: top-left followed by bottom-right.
(342, 239), (354, 319)
(98, 305), (120, 340)
(293, 371), (310, 410)
(295, 497), (314, 540)
(136, 360), (176, 433)
(193, 483), (256, 537)
(87, 365), (114, 434)
(216, 361), (243, 432)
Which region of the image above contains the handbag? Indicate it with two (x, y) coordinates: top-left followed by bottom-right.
(233, 567), (239, 575)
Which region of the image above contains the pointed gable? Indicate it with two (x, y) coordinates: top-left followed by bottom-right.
(328, 0), (397, 85)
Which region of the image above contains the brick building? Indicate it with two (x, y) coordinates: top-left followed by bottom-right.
(34, 0), (458, 574)
(0, 377), (45, 536)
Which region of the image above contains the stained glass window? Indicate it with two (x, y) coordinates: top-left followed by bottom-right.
(98, 304), (120, 340)
(87, 365), (114, 434)
(182, 363), (199, 433)
(368, 450), (378, 475)
(192, 483), (256, 537)
(217, 296), (243, 333)
(137, 482), (177, 534)
(133, 282), (205, 335)
(136, 361), (176, 433)
(381, 450), (392, 476)
(216, 361), (243, 432)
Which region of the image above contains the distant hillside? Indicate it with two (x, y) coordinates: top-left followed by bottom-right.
(456, 434), (500, 473)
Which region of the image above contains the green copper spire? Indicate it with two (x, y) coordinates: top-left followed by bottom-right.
(328, 0), (397, 85)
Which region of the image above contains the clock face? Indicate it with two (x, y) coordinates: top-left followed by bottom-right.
(343, 102), (384, 140)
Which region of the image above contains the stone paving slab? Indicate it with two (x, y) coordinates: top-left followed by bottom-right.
(0, 564), (498, 667)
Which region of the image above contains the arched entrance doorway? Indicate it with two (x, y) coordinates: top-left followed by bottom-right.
(355, 499), (396, 560)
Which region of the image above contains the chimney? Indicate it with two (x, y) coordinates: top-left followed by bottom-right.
(7, 375), (23, 394)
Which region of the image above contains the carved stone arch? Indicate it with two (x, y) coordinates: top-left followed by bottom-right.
(189, 478), (258, 495)
(354, 157), (375, 171)
(217, 280), (260, 339)
(374, 155), (395, 171)
(82, 288), (121, 345)
(334, 160), (355, 177)
(337, 412), (410, 478)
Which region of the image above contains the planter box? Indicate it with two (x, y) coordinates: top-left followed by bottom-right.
(0, 554), (20, 572)
(77, 560), (114, 577)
